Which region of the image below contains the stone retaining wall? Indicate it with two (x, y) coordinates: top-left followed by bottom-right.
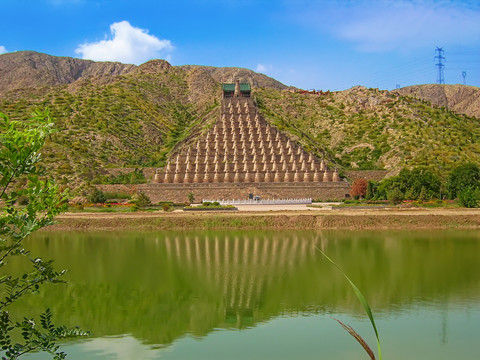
(137, 182), (351, 203)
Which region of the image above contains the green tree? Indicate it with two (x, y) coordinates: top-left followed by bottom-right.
(87, 187), (106, 204)
(404, 188), (416, 201)
(0, 110), (86, 359)
(161, 203), (171, 212)
(418, 186), (428, 202)
(133, 191), (151, 207)
(187, 192), (195, 204)
(365, 181), (377, 200)
(376, 167), (441, 200)
(457, 187), (480, 208)
(447, 163), (480, 199)
(387, 187), (404, 205)
(405, 168), (441, 200)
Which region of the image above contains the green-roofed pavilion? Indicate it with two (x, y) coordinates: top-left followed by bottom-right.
(223, 81), (251, 98)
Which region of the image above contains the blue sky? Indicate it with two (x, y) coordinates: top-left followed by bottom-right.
(1, 0), (479, 90)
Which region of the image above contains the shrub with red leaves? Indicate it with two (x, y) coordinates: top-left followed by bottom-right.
(351, 178), (368, 199)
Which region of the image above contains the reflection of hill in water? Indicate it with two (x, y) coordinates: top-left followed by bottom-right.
(11, 230), (480, 347)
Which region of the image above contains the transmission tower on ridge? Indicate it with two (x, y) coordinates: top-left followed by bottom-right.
(434, 47), (445, 84)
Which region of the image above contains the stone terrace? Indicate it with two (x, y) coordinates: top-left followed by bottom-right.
(154, 97), (342, 184)
(140, 85), (350, 202)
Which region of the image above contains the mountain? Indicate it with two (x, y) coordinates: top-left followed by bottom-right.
(255, 85), (479, 176)
(0, 51), (478, 187)
(0, 51), (287, 96)
(393, 84), (480, 119)
(178, 65), (289, 90)
(0, 51), (135, 95)
(0, 51), (290, 186)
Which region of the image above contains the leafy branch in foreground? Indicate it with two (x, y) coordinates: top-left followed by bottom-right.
(0, 110), (88, 359)
(316, 246), (382, 360)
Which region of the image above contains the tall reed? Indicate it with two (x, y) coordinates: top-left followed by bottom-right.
(316, 247), (382, 360)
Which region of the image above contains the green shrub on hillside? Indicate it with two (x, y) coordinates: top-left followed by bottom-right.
(161, 203), (172, 211)
(88, 187), (106, 204)
(104, 192), (132, 200)
(92, 169), (147, 184)
(387, 187), (404, 205)
(447, 163), (480, 199)
(457, 187), (480, 208)
(374, 167), (441, 200)
(130, 191), (151, 207)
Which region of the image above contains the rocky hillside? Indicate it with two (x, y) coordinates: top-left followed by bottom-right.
(393, 84), (480, 119)
(256, 86), (479, 176)
(0, 51), (135, 95)
(0, 51), (289, 186)
(0, 51), (287, 96)
(0, 51), (479, 187)
(179, 65), (289, 90)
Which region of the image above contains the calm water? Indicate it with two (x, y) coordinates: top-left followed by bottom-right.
(9, 230), (480, 359)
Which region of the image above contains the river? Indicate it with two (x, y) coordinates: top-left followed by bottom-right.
(9, 229), (480, 359)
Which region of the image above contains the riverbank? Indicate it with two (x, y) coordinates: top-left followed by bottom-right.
(46, 207), (480, 231)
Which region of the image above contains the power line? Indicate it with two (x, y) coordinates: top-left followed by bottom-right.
(326, 47), (479, 90)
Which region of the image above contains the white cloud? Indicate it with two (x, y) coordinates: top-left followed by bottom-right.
(337, 1), (480, 52)
(75, 21), (173, 64)
(82, 335), (165, 360)
(291, 0), (480, 52)
(255, 63), (272, 73)
(0, 45), (8, 54)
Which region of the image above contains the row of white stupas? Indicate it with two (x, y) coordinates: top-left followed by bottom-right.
(154, 97), (341, 184)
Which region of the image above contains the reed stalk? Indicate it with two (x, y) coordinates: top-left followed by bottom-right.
(316, 247), (382, 360)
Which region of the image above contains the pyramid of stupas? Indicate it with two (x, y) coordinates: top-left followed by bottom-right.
(153, 80), (341, 186)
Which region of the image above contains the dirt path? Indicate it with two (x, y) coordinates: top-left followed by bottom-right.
(47, 207), (480, 231)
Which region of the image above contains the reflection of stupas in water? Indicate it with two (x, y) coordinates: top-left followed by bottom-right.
(163, 233), (321, 328)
